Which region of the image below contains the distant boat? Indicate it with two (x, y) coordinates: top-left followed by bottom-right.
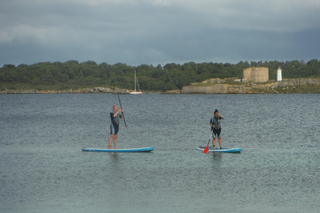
(130, 70), (143, 95)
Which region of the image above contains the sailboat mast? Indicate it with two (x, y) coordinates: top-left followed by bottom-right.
(130, 70), (142, 94)
(134, 70), (136, 92)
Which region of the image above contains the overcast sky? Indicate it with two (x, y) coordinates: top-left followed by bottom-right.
(1, 0), (320, 67)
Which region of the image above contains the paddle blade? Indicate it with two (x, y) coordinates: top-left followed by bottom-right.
(203, 145), (209, 154)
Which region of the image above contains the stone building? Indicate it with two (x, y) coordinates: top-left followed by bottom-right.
(243, 67), (269, 83)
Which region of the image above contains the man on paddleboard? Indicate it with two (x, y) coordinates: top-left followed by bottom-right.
(210, 109), (224, 149)
(109, 105), (123, 149)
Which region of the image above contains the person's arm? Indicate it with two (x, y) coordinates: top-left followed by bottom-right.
(219, 115), (224, 119)
(210, 118), (215, 128)
(113, 109), (123, 117)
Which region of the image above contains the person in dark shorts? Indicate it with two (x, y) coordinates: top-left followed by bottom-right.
(210, 109), (224, 149)
(108, 105), (123, 149)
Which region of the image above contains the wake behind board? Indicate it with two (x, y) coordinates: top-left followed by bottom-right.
(82, 147), (154, 152)
(197, 146), (242, 153)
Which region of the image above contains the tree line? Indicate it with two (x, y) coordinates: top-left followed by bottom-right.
(0, 59), (319, 91)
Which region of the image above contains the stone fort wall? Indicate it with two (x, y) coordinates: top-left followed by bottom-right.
(243, 67), (269, 82)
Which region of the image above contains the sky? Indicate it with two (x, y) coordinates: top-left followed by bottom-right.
(1, 0), (320, 67)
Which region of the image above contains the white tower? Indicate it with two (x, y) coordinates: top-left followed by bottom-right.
(277, 67), (282, 81)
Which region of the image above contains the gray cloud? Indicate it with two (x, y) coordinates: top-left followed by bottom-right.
(1, 0), (320, 66)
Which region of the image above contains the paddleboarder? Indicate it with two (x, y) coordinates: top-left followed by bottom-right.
(109, 105), (123, 149)
(210, 109), (224, 149)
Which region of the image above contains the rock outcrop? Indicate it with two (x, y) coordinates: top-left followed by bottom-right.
(0, 87), (130, 94)
(161, 89), (182, 94)
(181, 78), (320, 94)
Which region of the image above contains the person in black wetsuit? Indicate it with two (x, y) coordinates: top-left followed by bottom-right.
(210, 109), (224, 149)
(108, 105), (123, 149)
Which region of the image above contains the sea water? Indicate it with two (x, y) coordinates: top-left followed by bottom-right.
(0, 93), (319, 213)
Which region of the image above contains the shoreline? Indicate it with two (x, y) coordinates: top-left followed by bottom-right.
(179, 78), (320, 94)
(0, 87), (131, 94)
(1, 78), (320, 94)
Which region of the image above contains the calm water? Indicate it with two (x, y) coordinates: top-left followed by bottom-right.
(0, 93), (319, 213)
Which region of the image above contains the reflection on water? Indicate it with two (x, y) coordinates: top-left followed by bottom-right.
(108, 152), (119, 160)
(212, 152), (223, 161)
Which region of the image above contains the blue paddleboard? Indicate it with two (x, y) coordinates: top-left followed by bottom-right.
(197, 146), (242, 153)
(82, 147), (154, 152)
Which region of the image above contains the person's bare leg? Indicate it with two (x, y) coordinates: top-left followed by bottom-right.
(109, 134), (114, 148)
(218, 137), (222, 149)
(212, 137), (216, 150)
(113, 135), (118, 149)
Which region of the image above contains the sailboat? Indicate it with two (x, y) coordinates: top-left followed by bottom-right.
(130, 70), (143, 95)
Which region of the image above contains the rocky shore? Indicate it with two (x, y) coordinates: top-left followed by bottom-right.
(163, 78), (320, 94)
(1, 78), (319, 94)
(0, 87), (130, 94)
(181, 78), (320, 94)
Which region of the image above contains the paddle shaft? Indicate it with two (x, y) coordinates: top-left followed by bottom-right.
(117, 93), (127, 129)
(206, 136), (211, 146)
(203, 135), (211, 153)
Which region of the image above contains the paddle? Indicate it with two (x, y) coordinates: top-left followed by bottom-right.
(117, 93), (127, 129)
(203, 136), (211, 154)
